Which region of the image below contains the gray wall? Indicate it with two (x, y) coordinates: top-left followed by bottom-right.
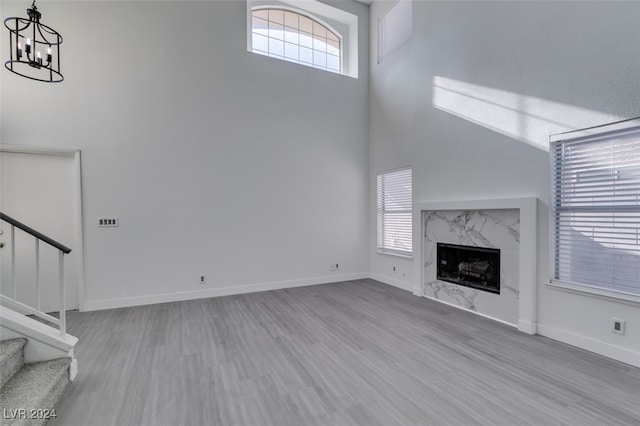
(1, 0), (370, 308)
(369, 1), (640, 363)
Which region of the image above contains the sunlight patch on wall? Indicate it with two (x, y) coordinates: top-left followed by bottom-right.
(432, 76), (624, 151)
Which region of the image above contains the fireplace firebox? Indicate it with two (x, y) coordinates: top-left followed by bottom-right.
(436, 243), (500, 294)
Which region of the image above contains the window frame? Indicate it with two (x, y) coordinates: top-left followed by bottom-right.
(549, 117), (640, 303)
(246, 0), (359, 78)
(250, 6), (343, 74)
(377, 166), (413, 258)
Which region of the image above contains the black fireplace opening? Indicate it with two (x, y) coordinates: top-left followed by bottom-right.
(437, 243), (500, 294)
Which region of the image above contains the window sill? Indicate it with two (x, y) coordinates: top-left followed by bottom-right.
(547, 280), (640, 306)
(376, 250), (413, 260)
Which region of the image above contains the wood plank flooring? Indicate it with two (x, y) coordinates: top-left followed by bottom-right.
(50, 279), (640, 425)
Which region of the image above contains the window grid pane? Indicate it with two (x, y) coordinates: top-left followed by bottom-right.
(269, 21), (284, 40)
(252, 33), (269, 54)
(284, 42), (299, 61)
(251, 8), (341, 74)
(284, 11), (298, 29)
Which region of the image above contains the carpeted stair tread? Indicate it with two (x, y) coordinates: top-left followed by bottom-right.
(0, 338), (27, 389)
(0, 357), (71, 426)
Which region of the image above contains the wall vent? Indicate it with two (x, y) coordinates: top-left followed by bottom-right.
(378, 0), (412, 63)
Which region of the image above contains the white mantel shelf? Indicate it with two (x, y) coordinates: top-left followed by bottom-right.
(413, 197), (538, 335)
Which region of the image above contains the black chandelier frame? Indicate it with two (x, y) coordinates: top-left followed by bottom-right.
(4, 0), (63, 83)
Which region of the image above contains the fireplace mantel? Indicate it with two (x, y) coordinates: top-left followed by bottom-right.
(413, 197), (538, 334)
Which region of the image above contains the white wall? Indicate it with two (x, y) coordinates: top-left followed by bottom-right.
(369, 1), (640, 365)
(1, 0), (370, 309)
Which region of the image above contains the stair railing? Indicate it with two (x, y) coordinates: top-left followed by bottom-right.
(0, 212), (72, 337)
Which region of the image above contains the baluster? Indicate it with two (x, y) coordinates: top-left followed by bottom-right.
(11, 225), (16, 300)
(59, 250), (66, 337)
(35, 238), (41, 310)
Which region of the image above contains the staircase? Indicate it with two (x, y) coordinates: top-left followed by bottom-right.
(0, 338), (71, 425)
(0, 212), (78, 424)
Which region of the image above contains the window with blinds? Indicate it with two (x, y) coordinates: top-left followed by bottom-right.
(377, 167), (413, 256)
(550, 119), (640, 298)
(378, 0), (412, 63)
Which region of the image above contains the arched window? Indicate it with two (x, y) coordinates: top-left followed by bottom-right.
(251, 8), (341, 74)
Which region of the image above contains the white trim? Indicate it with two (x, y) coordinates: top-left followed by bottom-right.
(548, 280), (640, 306)
(518, 320), (537, 335)
(73, 151), (87, 311)
(82, 273), (368, 312)
(413, 197), (538, 335)
(0, 145), (86, 311)
(0, 295), (61, 326)
(549, 117), (640, 143)
(0, 307), (78, 354)
(376, 249), (413, 259)
(414, 197), (536, 212)
(278, 0), (358, 25)
(0, 144), (77, 156)
(375, 164), (413, 177)
(69, 358), (78, 381)
(369, 273), (413, 293)
(421, 293), (519, 329)
(537, 323), (640, 368)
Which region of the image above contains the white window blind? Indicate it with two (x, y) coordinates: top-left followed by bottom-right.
(377, 167), (412, 256)
(378, 0), (412, 63)
(551, 120), (640, 297)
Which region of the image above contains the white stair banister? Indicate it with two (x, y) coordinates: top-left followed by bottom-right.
(0, 212), (72, 338)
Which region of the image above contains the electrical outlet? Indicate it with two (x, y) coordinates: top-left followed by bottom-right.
(98, 217), (118, 227)
(393, 266), (397, 272)
(199, 275), (206, 285)
(612, 318), (625, 335)
(330, 263), (339, 271)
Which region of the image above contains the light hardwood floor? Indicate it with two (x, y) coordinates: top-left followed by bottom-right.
(50, 279), (640, 425)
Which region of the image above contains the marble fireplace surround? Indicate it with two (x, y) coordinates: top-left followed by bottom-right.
(413, 198), (538, 335)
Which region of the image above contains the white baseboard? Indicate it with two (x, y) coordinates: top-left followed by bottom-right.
(518, 319), (537, 335)
(82, 273), (368, 312)
(70, 358), (78, 381)
(368, 273), (414, 293)
(537, 323), (640, 368)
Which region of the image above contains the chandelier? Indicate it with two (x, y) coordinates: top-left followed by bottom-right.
(4, 0), (63, 83)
